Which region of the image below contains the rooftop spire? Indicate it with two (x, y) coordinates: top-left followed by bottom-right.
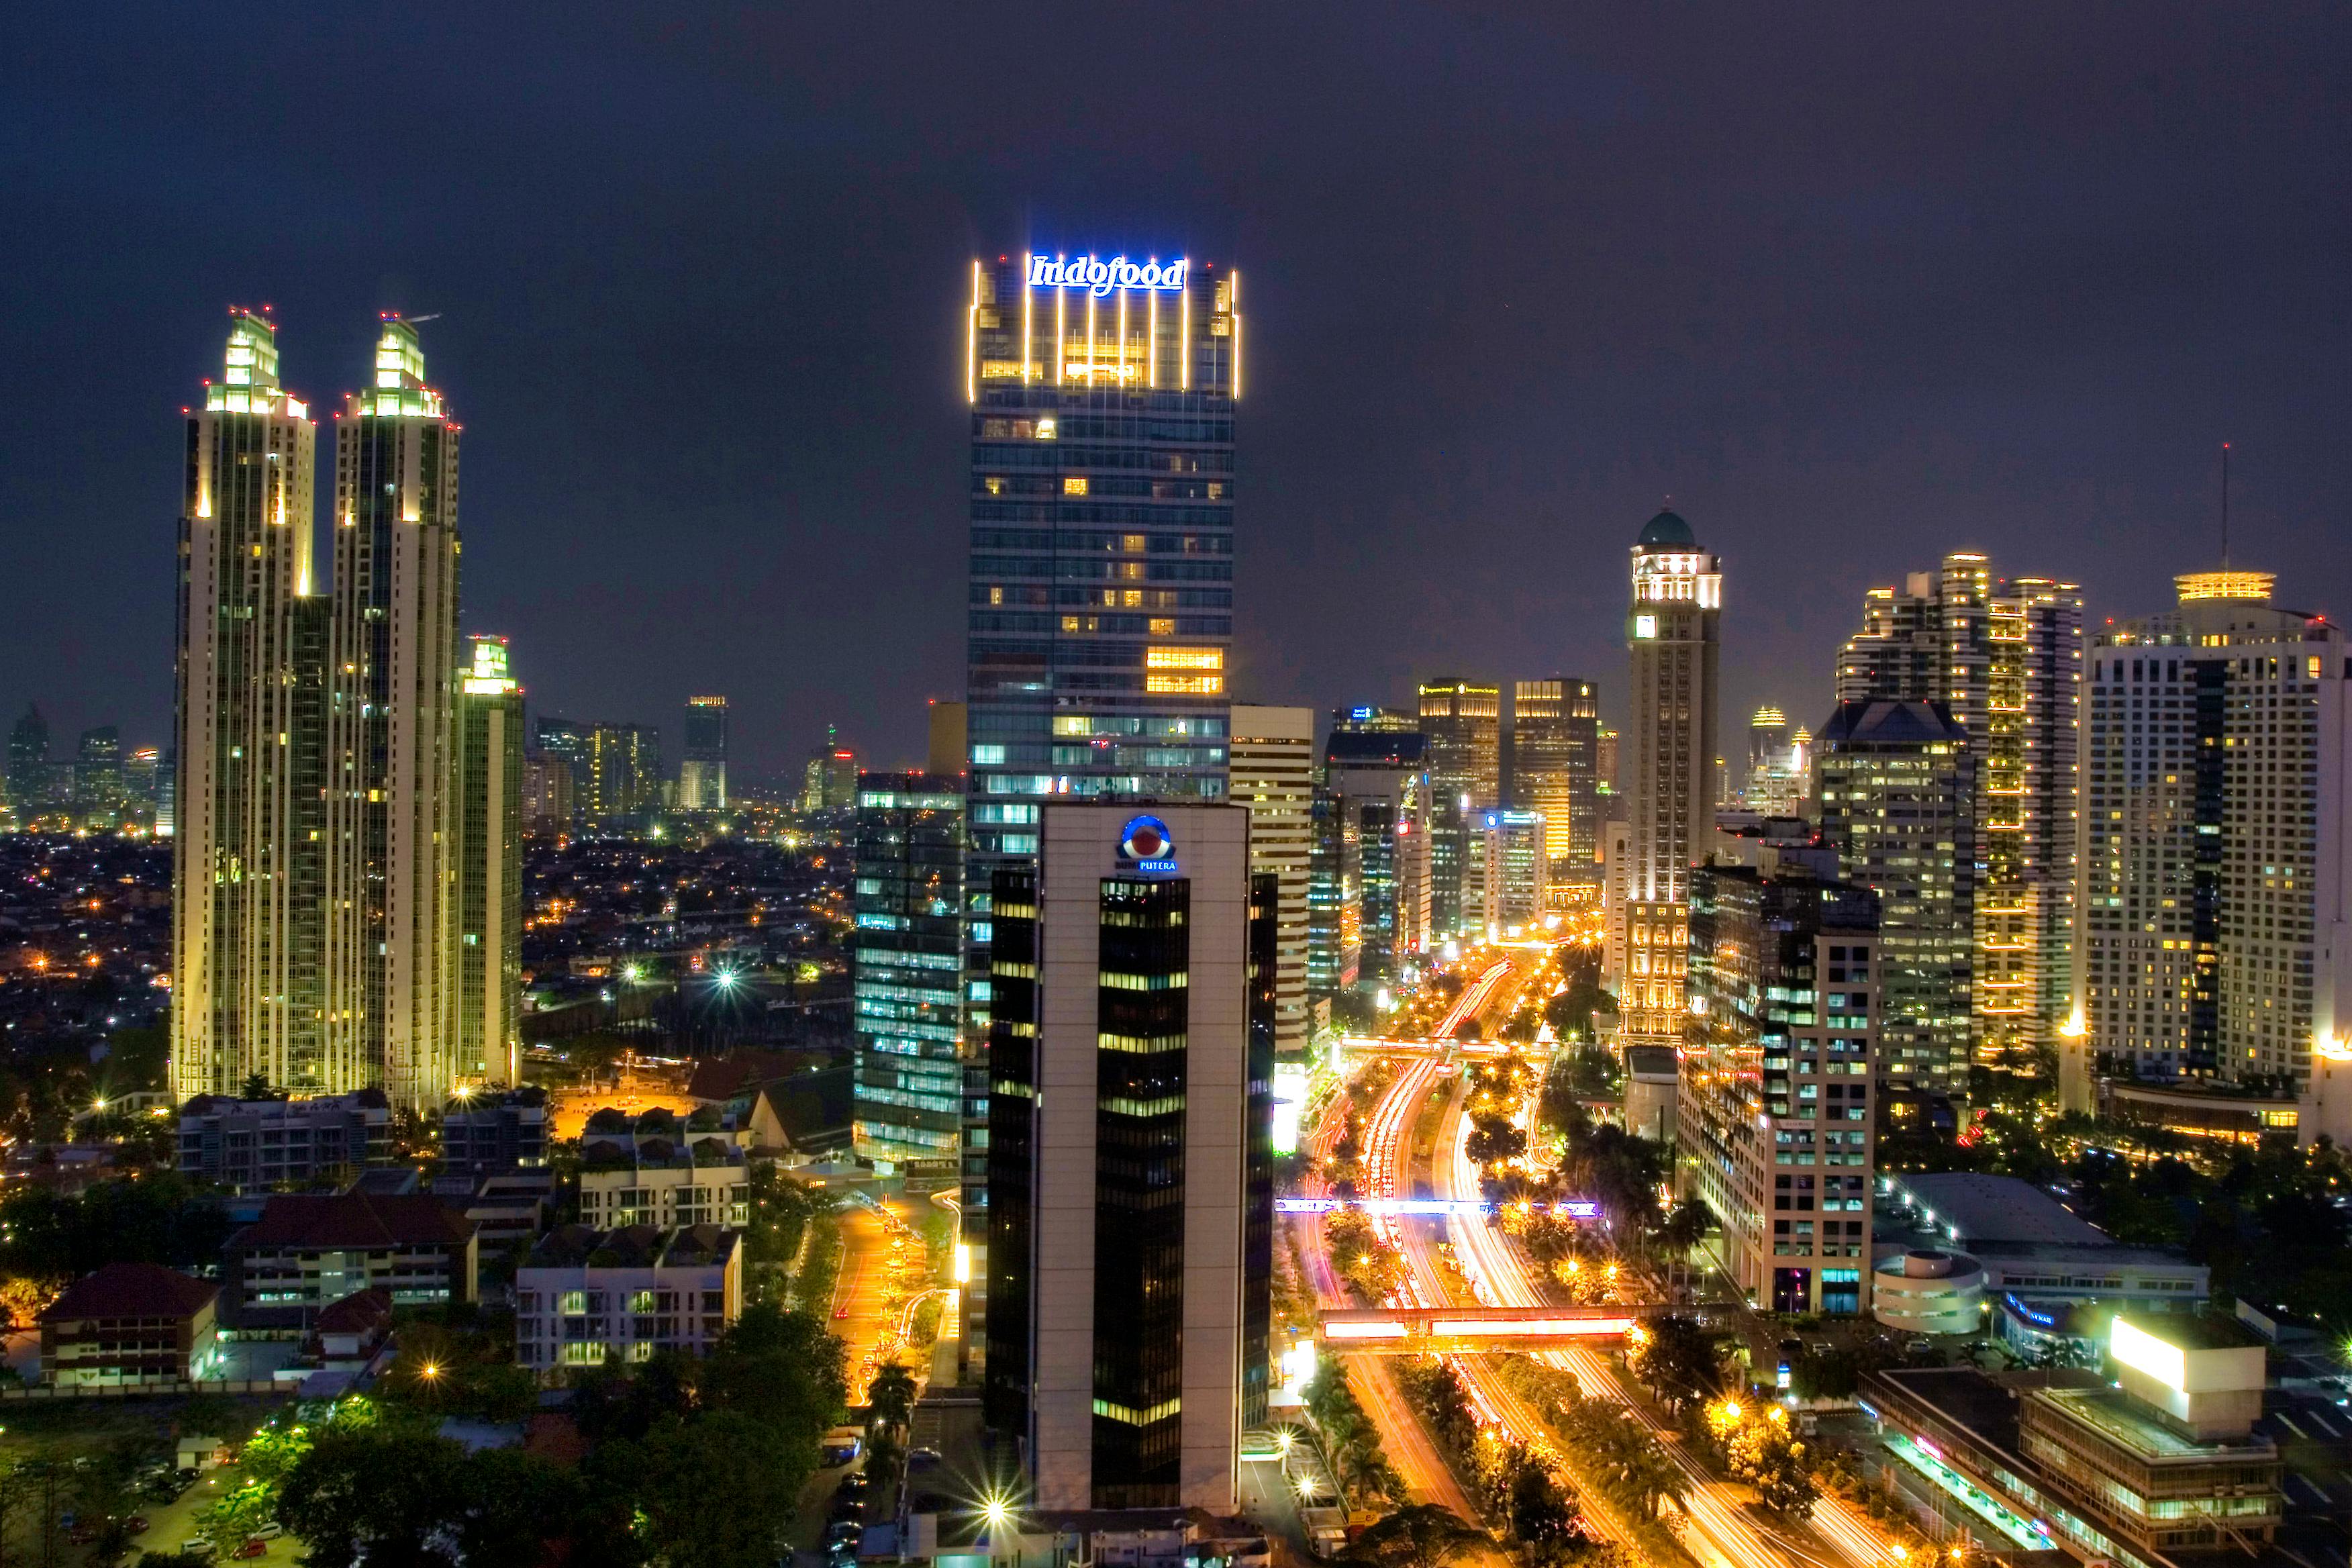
(223, 309), (281, 392)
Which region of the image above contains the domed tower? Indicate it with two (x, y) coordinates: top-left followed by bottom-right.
(1617, 509), (1722, 1046)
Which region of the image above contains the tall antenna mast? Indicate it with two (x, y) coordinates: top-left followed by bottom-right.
(2220, 441), (2231, 567)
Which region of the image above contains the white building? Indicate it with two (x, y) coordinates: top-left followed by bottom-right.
(577, 1133), (750, 1230)
(1477, 809), (1548, 933)
(1229, 706), (1314, 1057)
(515, 1224), (742, 1372)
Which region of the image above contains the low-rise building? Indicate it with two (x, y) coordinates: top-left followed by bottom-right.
(577, 1133), (748, 1230)
(222, 1191), (479, 1331)
(514, 1224), (742, 1372)
(39, 1263), (222, 1386)
(745, 1065), (854, 1162)
(178, 1089), (392, 1192)
(440, 1086), (550, 1171)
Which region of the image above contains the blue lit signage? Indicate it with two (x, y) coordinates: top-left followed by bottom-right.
(1028, 253), (1189, 296)
(1118, 814), (1179, 875)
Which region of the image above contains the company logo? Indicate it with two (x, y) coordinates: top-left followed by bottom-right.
(1118, 814), (1179, 873)
(1027, 253), (1189, 297)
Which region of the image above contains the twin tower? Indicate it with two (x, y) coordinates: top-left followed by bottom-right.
(172, 309), (522, 1111)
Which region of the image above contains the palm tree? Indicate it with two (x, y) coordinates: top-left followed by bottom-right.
(1339, 1503), (1488, 1568)
(867, 1359), (919, 1432)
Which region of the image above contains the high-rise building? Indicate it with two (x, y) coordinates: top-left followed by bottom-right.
(73, 726), (124, 821)
(1617, 509), (1722, 1046)
(960, 245), (1241, 1363)
(1815, 699), (1975, 1094)
(1511, 678), (1599, 879)
(1477, 808), (1549, 933)
(800, 736), (857, 814)
(456, 636), (524, 1089)
(927, 699), (967, 778)
(1418, 678), (1501, 938)
(851, 772), (966, 1166)
(172, 311), (330, 1099)
(532, 717), (590, 826)
(322, 316), (464, 1112)
(5, 704), (48, 822)
(1230, 706), (1313, 1058)
(127, 747), (163, 820)
(1682, 861), (1880, 1315)
(679, 696), (728, 811)
(1836, 555), (2083, 1071)
(2063, 571), (2352, 1122)
(982, 803), (1269, 1510)
(1320, 729), (1433, 993)
(520, 754), (574, 839)
(1743, 705), (1807, 814)
(584, 723), (663, 828)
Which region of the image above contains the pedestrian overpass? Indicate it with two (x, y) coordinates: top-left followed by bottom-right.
(1318, 1304), (1655, 1352)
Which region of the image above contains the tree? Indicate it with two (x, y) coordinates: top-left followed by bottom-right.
(452, 1447), (593, 1567)
(1627, 1316), (1722, 1408)
(1463, 1116), (1526, 1169)
(867, 1359), (918, 1432)
(602, 1410), (799, 1568)
(1717, 1406), (1818, 1518)
(1339, 1503), (1489, 1568)
(275, 1426), (471, 1567)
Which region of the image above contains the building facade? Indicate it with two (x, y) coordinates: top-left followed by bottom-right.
(515, 1224), (742, 1372)
(1319, 728), (1432, 995)
(852, 772), (967, 1165)
(1814, 699), (1975, 1094)
(1418, 679), (1501, 938)
(456, 636), (523, 1088)
(1477, 808), (1548, 933)
(177, 1089), (391, 1191)
(1230, 707), (1313, 1057)
(221, 1191), (478, 1330)
(1510, 678), (1598, 880)
(679, 696), (728, 810)
(983, 803), (1270, 1512)
(577, 1136), (751, 1230)
(586, 723), (663, 828)
(1618, 511), (1722, 1046)
(38, 1264), (221, 1387)
(1681, 863), (1879, 1314)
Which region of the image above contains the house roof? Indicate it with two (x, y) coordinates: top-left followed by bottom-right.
(755, 1066), (853, 1150)
(686, 1048), (824, 1104)
(235, 1191), (476, 1251)
(42, 1261), (217, 1324)
(313, 1287), (393, 1336)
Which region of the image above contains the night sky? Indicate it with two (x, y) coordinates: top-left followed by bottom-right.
(5, 5), (2347, 779)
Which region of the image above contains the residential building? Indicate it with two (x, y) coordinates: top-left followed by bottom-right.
(456, 636), (523, 1087)
(1681, 861), (1879, 1314)
(1230, 706), (1313, 1057)
(75, 726), (125, 822)
(5, 703), (48, 822)
(1510, 678), (1599, 881)
(532, 717), (591, 824)
(577, 1134), (750, 1230)
(1814, 699), (1976, 1094)
(1836, 555), (2083, 1072)
(520, 754), (575, 839)
(516, 1224), (742, 1372)
(1618, 510), (1722, 1048)
(801, 742), (858, 813)
(679, 696), (728, 810)
(983, 803), (1271, 1511)
(439, 1085), (550, 1171)
(585, 723), (663, 828)
(1418, 678), (1501, 938)
(177, 1089), (391, 1191)
(222, 1190), (479, 1330)
(1477, 809), (1548, 933)
(960, 246), (1242, 1367)
(852, 772), (966, 1165)
(2066, 570), (2352, 1127)
(170, 311), (332, 1099)
(39, 1263), (222, 1387)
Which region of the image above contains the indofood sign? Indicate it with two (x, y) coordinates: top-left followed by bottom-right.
(1027, 252), (1189, 295)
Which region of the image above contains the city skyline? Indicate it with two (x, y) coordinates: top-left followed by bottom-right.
(6, 8), (2348, 776)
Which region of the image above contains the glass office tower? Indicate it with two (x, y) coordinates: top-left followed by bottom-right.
(959, 247), (1241, 1362)
(852, 773), (967, 1166)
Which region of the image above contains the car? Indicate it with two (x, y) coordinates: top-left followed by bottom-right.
(825, 1520), (864, 1546)
(254, 1522), (283, 1539)
(836, 1473), (871, 1498)
(232, 1539), (268, 1559)
(178, 1539), (217, 1560)
(829, 1497), (864, 1525)
(127, 1517), (150, 1535)
(819, 1428), (863, 1466)
(826, 1536), (862, 1566)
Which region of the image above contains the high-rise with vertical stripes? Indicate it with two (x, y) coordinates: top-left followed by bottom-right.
(958, 246), (1241, 1366)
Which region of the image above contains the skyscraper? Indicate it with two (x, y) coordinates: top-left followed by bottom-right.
(172, 311), (330, 1099)
(1510, 677), (1598, 879)
(1320, 728), (1433, 994)
(1835, 555), (2082, 1071)
(75, 726), (125, 822)
(324, 315), (463, 1111)
(2065, 571), (2352, 1117)
(961, 245), (1241, 1361)
(1815, 699), (1975, 1094)
(5, 705), (48, 821)
(852, 773), (967, 1167)
(1230, 706), (1314, 1058)
(982, 803), (1269, 1510)
(1477, 808), (1549, 932)
(1418, 678), (1501, 937)
(587, 724), (663, 827)
(1618, 509), (1721, 1047)
(456, 636), (524, 1089)
(679, 696), (729, 810)
(532, 717), (590, 828)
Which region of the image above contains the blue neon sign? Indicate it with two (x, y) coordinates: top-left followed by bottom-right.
(1118, 814), (1179, 875)
(1028, 253), (1189, 296)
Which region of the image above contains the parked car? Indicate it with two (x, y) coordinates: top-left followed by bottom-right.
(818, 1429), (863, 1466)
(232, 1539), (268, 1560)
(836, 1472), (871, 1498)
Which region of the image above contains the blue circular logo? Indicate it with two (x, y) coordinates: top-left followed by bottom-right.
(1120, 814), (1175, 863)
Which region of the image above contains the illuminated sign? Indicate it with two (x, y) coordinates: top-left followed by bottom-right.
(1634, 614), (1658, 639)
(2109, 1316), (2186, 1392)
(1275, 1197), (1600, 1219)
(1271, 1063), (1310, 1156)
(1028, 253), (1189, 296)
(1118, 814), (1179, 876)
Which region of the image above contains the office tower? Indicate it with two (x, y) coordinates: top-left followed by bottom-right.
(983, 803), (1269, 1510)
(1836, 555), (2083, 1070)
(1477, 808), (1549, 932)
(1815, 700), (1976, 1094)
(679, 696), (729, 810)
(73, 726), (125, 822)
(851, 772), (966, 1166)
(533, 716), (590, 823)
(1511, 678), (1599, 879)
(2065, 571), (2352, 1119)
(127, 747), (162, 818)
(520, 755), (574, 839)
(1618, 509), (1722, 1046)
(7, 705), (49, 822)
(1307, 782), (1349, 998)
(800, 736), (857, 813)
(583, 723), (662, 828)
(1418, 679), (1501, 938)
(961, 246), (1241, 1363)
(1596, 725), (1620, 795)
(1322, 729), (1433, 993)
(1230, 707), (1312, 1057)
(172, 311), (330, 1099)
(927, 699), (967, 778)
(456, 636), (524, 1089)
(323, 315), (463, 1111)
(1743, 706), (1806, 814)
(1682, 861), (1879, 1315)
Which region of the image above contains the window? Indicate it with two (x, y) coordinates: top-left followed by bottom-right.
(560, 1290), (587, 1315)
(1063, 477), (1089, 496)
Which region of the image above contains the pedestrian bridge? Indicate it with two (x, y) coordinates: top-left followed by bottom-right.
(1318, 1304), (1654, 1351)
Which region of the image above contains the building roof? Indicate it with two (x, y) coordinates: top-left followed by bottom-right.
(1624, 1045), (1679, 1081)
(1887, 1172), (2110, 1248)
(1636, 507), (1696, 548)
(524, 1222), (738, 1271)
(313, 1287), (393, 1336)
(685, 1048), (825, 1104)
(235, 1191), (477, 1251)
(1816, 698), (1968, 749)
(42, 1261), (216, 1324)
(755, 1065), (854, 1151)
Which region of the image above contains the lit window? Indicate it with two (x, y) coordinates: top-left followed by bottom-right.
(1063, 477), (1088, 496)
(989, 587), (1003, 605)
(1146, 674), (1225, 695)
(1146, 646), (1224, 671)
(985, 477), (1006, 496)
(1035, 418), (1057, 439)
(1122, 534), (1147, 553)
(1062, 616), (1081, 632)
(1149, 618), (1175, 635)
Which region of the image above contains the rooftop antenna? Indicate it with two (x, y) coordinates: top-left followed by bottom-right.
(2220, 442), (2231, 567)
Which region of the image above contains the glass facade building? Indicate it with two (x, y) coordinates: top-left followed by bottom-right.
(852, 773), (967, 1165)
